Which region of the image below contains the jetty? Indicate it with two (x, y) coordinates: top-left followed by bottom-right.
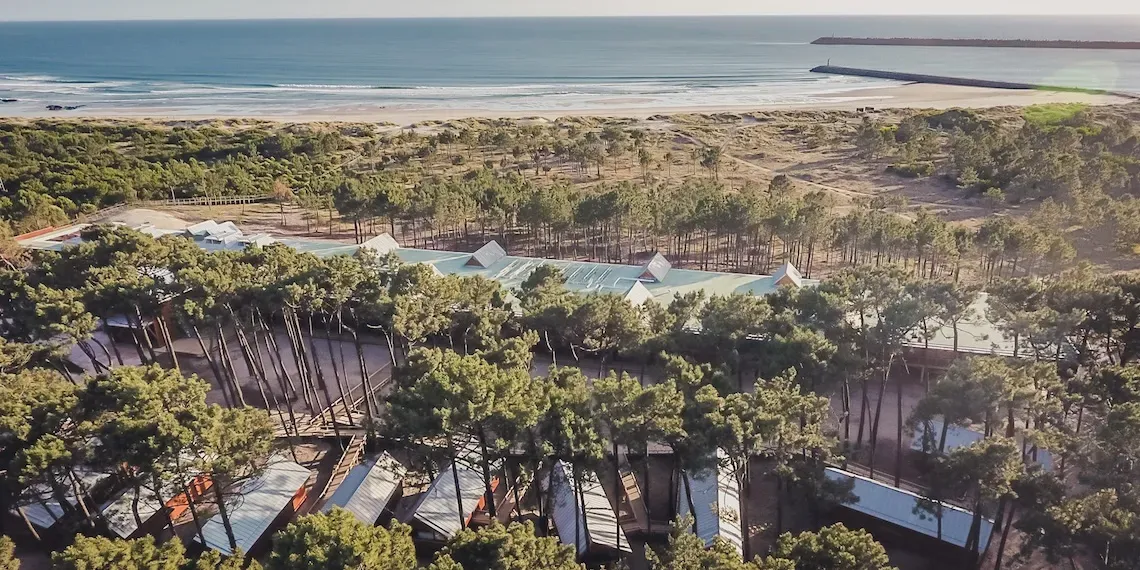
(812, 37), (1140, 50)
(810, 66), (1137, 99)
(810, 66), (1044, 90)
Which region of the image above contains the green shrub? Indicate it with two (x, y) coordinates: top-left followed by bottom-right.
(1023, 103), (1088, 127)
(982, 186), (1006, 205)
(888, 162), (935, 178)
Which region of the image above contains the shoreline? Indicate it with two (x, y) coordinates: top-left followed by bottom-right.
(0, 83), (1131, 125)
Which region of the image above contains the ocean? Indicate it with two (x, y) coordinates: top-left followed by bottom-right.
(1, 16), (1140, 117)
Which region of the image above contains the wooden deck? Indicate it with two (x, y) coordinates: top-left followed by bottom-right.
(311, 435), (365, 512)
(617, 452), (649, 534)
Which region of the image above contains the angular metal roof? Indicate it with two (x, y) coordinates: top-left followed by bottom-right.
(186, 220), (221, 237)
(15, 468), (111, 530)
(910, 419), (985, 454)
(407, 452), (487, 539)
(825, 467), (993, 551)
(772, 262), (803, 288)
(322, 452), (407, 525)
(100, 487), (163, 538)
(18, 483), (71, 530)
(546, 461), (631, 555)
(18, 220), (819, 309)
(360, 233), (401, 255)
(622, 281), (654, 306)
(639, 252), (672, 282)
(198, 460), (311, 556)
(466, 240), (507, 268)
(911, 419), (1054, 470)
(677, 455), (743, 554)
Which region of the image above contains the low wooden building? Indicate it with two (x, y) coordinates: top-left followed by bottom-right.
(321, 452), (406, 525)
(545, 461), (631, 558)
(403, 453), (497, 543)
(676, 453), (743, 555)
(197, 460), (311, 557)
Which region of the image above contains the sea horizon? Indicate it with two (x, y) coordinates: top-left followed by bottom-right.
(5, 13), (1140, 22)
(2, 15), (1139, 118)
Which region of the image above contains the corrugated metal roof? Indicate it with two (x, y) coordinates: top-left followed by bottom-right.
(15, 469), (112, 529)
(677, 458), (743, 554)
(910, 420), (985, 453)
(322, 452), (406, 525)
(393, 248), (813, 307)
(640, 253), (672, 282)
(546, 461), (631, 555)
(100, 487), (163, 538)
(19, 221), (819, 309)
(904, 293), (1023, 357)
(198, 460), (311, 556)
(825, 467), (993, 551)
(850, 293), (1025, 359)
(18, 483), (69, 529)
(911, 420), (1054, 471)
(408, 454), (486, 539)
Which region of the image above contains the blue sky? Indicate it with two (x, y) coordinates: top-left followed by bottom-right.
(2, 0), (1138, 21)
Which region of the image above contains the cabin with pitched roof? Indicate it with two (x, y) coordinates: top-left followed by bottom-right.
(545, 461), (631, 559)
(197, 459), (311, 557)
(321, 452), (407, 525)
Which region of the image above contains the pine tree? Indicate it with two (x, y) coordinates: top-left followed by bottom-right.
(267, 509), (415, 570)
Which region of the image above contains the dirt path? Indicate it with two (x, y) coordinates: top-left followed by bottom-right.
(677, 128), (988, 217)
(726, 152), (873, 201)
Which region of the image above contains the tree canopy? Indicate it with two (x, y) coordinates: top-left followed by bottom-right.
(267, 509), (415, 570)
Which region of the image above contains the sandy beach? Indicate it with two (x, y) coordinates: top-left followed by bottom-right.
(1, 83), (1132, 125)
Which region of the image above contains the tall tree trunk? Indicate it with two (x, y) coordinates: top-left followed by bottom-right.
(868, 355), (894, 477)
(215, 322), (247, 407)
(156, 314), (179, 372)
(775, 470), (784, 537)
(124, 312), (150, 364)
(994, 503), (1017, 570)
(576, 466), (591, 552)
(740, 462), (752, 561)
(212, 481), (238, 554)
(100, 313), (127, 365)
(478, 428), (497, 519)
(151, 474), (177, 537)
(856, 376), (869, 450)
(257, 309), (299, 398)
(177, 464), (207, 545)
(17, 506), (42, 542)
(613, 440), (622, 552)
(842, 375), (852, 466)
(895, 365), (904, 486)
(283, 309), (319, 414)
(132, 305), (159, 362)
(322, 318), (355, 427)
(191, 324), (232, 407)
(448, 438), (467, 530)
(346, 321), (376, 423)
(67, 471), (97, 528)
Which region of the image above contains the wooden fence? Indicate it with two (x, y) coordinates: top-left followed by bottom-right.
(86, 194), (273, 222)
